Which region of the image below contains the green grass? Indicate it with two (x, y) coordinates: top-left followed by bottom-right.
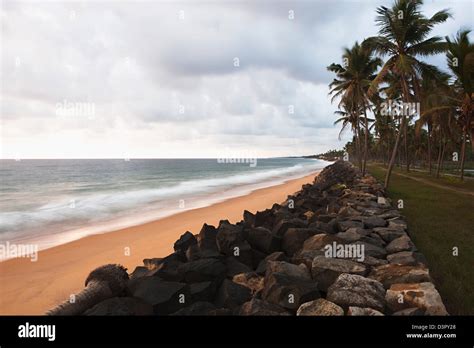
(368, 164), (474, 315)
(392, 167), (474, 192)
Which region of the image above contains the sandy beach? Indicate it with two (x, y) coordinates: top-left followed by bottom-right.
(0, 171), (319, 315)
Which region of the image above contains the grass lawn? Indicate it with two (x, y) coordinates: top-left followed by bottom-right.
(367, 164), (474, 315)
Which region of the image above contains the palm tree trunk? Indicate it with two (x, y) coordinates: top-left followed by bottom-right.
(362, 109), (369, 176)
(436, 140), (445, 179)
(427, 125), (432, 174)
(355, 119), (362, 172)
(384, 116), (405, 189)
(460, 129), (467, 181)
(404, 120), (409, 172)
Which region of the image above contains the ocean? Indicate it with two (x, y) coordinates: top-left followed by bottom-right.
(0, 158), (330, 255)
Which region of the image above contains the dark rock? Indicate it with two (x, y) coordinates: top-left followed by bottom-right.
(327, 274), (386, 312)
(308, 221), (336, 234)
(387, 251), (427, 266)
(266, 261), (311, 280)
(311, 256), (367, 291)
(143, 257), (164, 270)
(84, 297), (153, 315)
(373, 228), (406, 243)
(347, 306), (384, 316)
(296, 298), (344, 316)
(174, 231), (197, 254)
(170, 301), (217, 316)
(254, 209), (274, 229)
(255, 251), (287, 274)
(362, 216), (387, 229)
(386, 235), (416, 254)
(239, 298), (290, 316)
(250, 248), (267, 269)
(147, 254), (184, 282)
(131, 277), (189, 315)
(337, 220), (364, 232)
(178, 258), (227, 283)
(189, 281), (217, 302)
(197, 223), (218, 250)
(352, 242), (387, 259)
(247, 226), (280, 253)
(216, 220), (245, 255)
(215, 279), (252, 309)
(292, 249), (325, 269)
(392, 307), (425, 316)
(282, 228), (318, 256)
(225, 256), (252, 277)
(369, 264), (431, 289)
(130, 266), (148, 280)
(272, 218), (306, 237)
(360, 233), (386, 248)
(243, 210), (256, 226)
(302, 233), (342, 252)
(185, 244), (221, 262)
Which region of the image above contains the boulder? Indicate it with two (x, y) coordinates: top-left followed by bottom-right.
(197, 223), (218, 250)
(247, 226), (280, 254)
(129, 266), (148, 280)
(386, 235), (415, 254)
(262, 272), (320, 310)
(232, 272), (264, 294)
(352, 242), (387, 259)
(296, 298), (344, 316)
(239, 298), (290, 316)
(387, 251), (427, 266)
(292, 249), (325, 269)
(243, 210), (256, 226)
(347, 306), (384, 316)
(131, 277), (189, 315)
(147, 254), (184, 282)
(327, 274), (386, 312)
(170, 301), (217, 316)
(255, 252), (287, 274)
(282, 228), (318, 256)
(189, 281), (217, 302)
(216, 220), (246, 255)
(392, 307), (425, 316)
(362, 216), (387, 229)
(254, 209), (274, 229)
(335, 228), (365, 243)
(266, 261), (311, 280)
(373, 228), (406, 243)
(225, 256), (252, 278)
(178, 258), (227, 283)
(214, 279), (252, 309)
(386, 282), (448, 315)
(311, 256), (367, 291)
(84, 297), (153, 315)
(185, 244), (221, 262)
(369, 264), (431, 289)
(174, 231), (197, 254)
(302, 233), (342, 252)
(272, 218), (306, 237)
(337, 220), (364, 232)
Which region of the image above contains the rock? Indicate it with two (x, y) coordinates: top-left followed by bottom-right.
(197, 223), (218, 250)
(311, 256), (367, 291)
(337, 220), (364, 232)
(308, 221), (336, 234)
(347, 306), (384, 316)
(247, 227), (280, 254)
(351, 255), (388, 267)
(369, 264), (430, 289)
(266, 261), (311, 280)
(225, 256), (252, 278)
(292, 249), (325, 269)
(302, 234), (342, 252)
(282, 228), (318, 256)
(178, 258), (227, 283)
(262, 272), (320, 310)
(386, 235), (415, 254)
(214, 279), (252, 309)
(243, 210), (256, 226)
(360, 233), (386, 248)
(232, 241), (254, 267)
(185, 245), (221, 262)
(239, 298), (290, 316)
(254, 209), (274, 229)
(232, 272), (264, 294)
(352, 242), (387, 259)
(362, 216), (387, 229)
(129, 266), (148, 280)
(373, 228), (406, 243)
(386, 282), (448, 315)
(143, 257), (163, 270)
(387, 251), (427, 266)
(296, 298), (344, 316)
(189, 281), (217, 302)
(392, 307), (425, 316)
(250, 248), (267, 269)
(327, 274), (386, 312)
(84, 297), (153, 315)
(335, 228), (365, 242)
(170, 301), (217, 316)
(147, 254), (184, 281)
(131, 277), (188, 315)
(272, 219), (307, 237)
(256, 252), (287, 274)
(388, 219), (407, 231)
(216, 220), (246, 255)
(174, 231), (197, 254)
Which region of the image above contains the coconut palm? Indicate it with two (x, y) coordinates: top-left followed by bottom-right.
(46, 264), (129, 315)
(328, 41), (382, 175)
(364, 0), (451, 188)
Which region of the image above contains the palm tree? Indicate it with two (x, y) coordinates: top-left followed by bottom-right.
(328, 42), (382, 175)
(364, 0), (451, 188)
(47, 264), (129, 315)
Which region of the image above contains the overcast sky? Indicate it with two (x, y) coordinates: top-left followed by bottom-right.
(1, 0), (472, 159)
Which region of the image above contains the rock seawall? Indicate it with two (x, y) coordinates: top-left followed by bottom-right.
(49, 161), (448, 316)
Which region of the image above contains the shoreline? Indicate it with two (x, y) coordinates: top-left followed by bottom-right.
(0, 171), (320, 315)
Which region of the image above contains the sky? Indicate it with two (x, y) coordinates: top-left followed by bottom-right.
(1, 0), (472, 159)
